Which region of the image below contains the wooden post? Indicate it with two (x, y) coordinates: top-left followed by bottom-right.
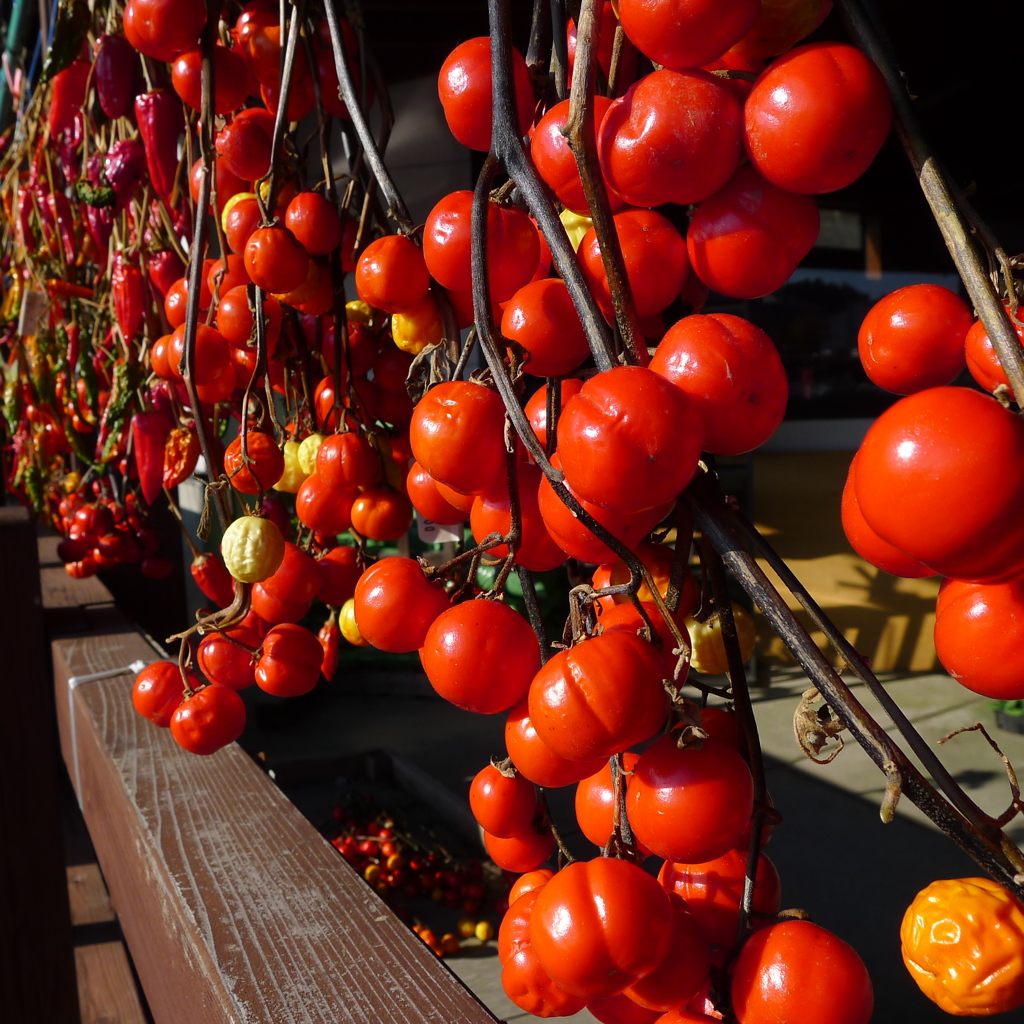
(52, 618), (500, 1024)
(0, 506), (80, 1024)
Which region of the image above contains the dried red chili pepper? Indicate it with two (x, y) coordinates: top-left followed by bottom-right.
(94, 35), (137, 120)
(131, 410), (172, 504)
(112, 252), (146, 340)
(191, 551), (237, 609)
(163, 427), (200, 489)
(48, 59), (91, 136)
(16, 187), (37, 252)
(135, 90), (185, 205)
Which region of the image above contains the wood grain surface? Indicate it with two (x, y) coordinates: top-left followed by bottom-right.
(67, 864), (116, 926)
(53, 622), (500, 1024)
(74, 943), (147, 1024)
(40, 565), (114, 609)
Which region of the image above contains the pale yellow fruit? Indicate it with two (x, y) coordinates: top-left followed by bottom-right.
(297, 433), (325, 475)
(273, 440), (308, 493)
(474, 920), (495, 942)
(684, 603), (755, 675)
(220, 516), (285, 583)
(339, 598), (369, 647)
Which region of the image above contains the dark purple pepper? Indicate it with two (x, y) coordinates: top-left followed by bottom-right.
(103, 139), (148, 213)
(95, 35), (138, 120)
(134, 90), (184, 205)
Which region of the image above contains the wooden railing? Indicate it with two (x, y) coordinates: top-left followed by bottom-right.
(3, 508), (500, 1024)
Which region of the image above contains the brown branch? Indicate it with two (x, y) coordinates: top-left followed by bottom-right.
(562, 0), (646, 365)
(834, 0), (1024, 404)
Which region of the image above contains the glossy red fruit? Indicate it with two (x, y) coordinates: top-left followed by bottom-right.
(530, 857), (674, 999)
(170, 684), (247, 755)
(529, 631), (669, 762)
(421, 599), (540, 714)
(744, 42), (892, 194)
(132, 661), (195, 728)
(530, 97), (623, 215)
(627, 735), (754, 863)
(537, 453), (671, 566)
(423, 191), (540, 302)
(316, 545), (361, 607)
(501, 943), (587, 1018)
(659, 849), (782, 948)
(470, 461), (567, 573)
(578, 209), (690, 319)
(484, 828), (556, 874)
(840, 458), (936, 579)
(650, 313), (788, 455)
(574, 752), (648, 853)
(687, 166), (820, 299)
(409, 381), (508, 496)
(406, 462), (468, 526)
(470, 764), (538, 838)
(223, 431), (285, 493)
(730, 920), (873, 1024)
(598, 69), (743, 209)
(623, 892), (711, 1011)
(965, 307), (1024, 400)
(244, 225), (309, 294)
(355, 235), (431, 314)
(852, 387), (1024, 581)
(437, 37), (535, 152)
(934, 577), (1024, 700)
(501, 279), (592, 378)
(352, 557), (451, 653)
(858, 284), (973, 395)
(197, 626), (261, 691)
(618, 0), (761, 70)
(295, 476), (357, 536)
(255, 624), (324, 697)
(172, 45), (249, 115)
(284, 192), (344, 256)
(557, 366), (704, 516)
(506, 698), (607, 788)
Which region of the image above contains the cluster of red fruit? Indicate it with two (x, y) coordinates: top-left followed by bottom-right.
(327, 812), (498, 958)
(55, 489), (173, 580)
(845, 282), (1024, 703)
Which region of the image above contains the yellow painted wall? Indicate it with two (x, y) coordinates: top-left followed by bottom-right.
(749, 451), (940, 673)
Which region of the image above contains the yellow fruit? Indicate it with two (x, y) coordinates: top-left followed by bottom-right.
(273, 439), (308, 493)
(297, 433), (325, 475)
(221, 191), (258, 235)
(901, 877), (1024, 1016)
(392, 294), (443, 355)
(474, 920), (495, 942)
(346, 299), (373, 324)
(457, 916), (477, 938)
(220, 516), (285, 583)
(685, 603), (756, 675)
(339, 599), (369, 647)
(559, 208), (593, 251)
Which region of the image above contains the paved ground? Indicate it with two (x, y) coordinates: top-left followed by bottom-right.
(238, 662), (1024, 1024)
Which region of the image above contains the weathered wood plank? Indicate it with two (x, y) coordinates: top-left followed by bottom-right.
(40, 565), (114, 609)
(0, 506), (81, 1024)
(53, 626), (500, 1024)
(67, 864), (117, 927)
(74, 942), (147, 1024)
